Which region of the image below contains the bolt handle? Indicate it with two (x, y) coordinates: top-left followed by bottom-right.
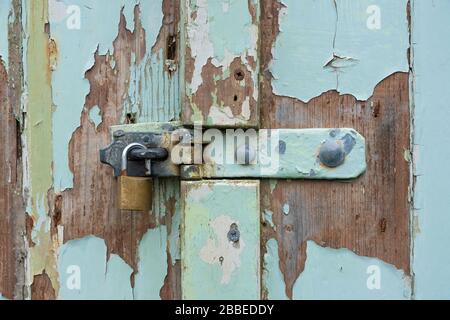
(128, 148), (168, 161)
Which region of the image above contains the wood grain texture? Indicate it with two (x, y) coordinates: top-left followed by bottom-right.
(0, 0), (25, 300)
(260, 0), (411, 299)
(31, 273), (56, 300)
(38, 1), (182, 299)
(182, 0), (259, 127)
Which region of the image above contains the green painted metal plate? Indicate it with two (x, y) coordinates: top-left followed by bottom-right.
(181, 180), (260, 300)
(109, 123), (366, 180)
(181, 128), (366, 180)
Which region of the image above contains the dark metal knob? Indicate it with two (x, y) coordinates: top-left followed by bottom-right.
(319, 140), (346, 168)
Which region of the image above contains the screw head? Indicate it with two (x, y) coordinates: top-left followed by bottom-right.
(319, 140), (346, 168)
(227, 223), (240, 243)
(113, 130), (125, 138)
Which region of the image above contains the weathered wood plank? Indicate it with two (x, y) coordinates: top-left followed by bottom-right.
(182, 0), (259, 127)
(260, 0), (411, 299)
(0, 0), (25, 300)
(181, 180), (260, 300)
(24, 0), (182, 299)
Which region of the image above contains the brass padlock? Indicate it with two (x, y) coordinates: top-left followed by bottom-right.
(118, 143), (153, 211)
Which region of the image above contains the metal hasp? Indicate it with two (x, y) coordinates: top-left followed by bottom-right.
(99, 123), (366, 180)
(99, 123), (179, 178)
(181, 128), (366, 180)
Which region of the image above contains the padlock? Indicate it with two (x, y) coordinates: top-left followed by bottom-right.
(118, 143), (153, 211)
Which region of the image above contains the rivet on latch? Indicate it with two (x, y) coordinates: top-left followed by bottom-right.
(114, 130), (125, 138)
(227, 223), (240, 243)
(319, 140), (346, 168)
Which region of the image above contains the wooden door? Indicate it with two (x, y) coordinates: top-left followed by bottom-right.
(1, 0), (446, 300)
(179, 0), (410, 300)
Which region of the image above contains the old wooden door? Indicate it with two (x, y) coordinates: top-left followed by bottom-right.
(1, 0), (448, 300)
(179, 0), (409, 300)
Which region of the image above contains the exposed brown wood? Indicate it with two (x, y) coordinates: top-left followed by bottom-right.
(260, 0), (410, 299)
(31, 272), (56, 300)
(58, 9), (151, 274)
(0, 0), (25, 300)
(46, 2), (182, 300)
(182, 0), (259, 127)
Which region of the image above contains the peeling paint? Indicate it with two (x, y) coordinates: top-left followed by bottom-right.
(182, 181), (260, 299)
(57, 212), (175, 300)
(282, 203), (290, 216)
(133, 226), (168, 300)
(291, 241), (411, 300)
(272, 0), (409, 102)
(88, 105), (102, 129)
(58, 236), (133, 300)
(25, 0), (59, 294)
(263, 209), (276, 230)
(263, 239), (288, 300)
(0, 1), (9, 65)
(50, 0), (163, 192)
(199, 215), (245, 285)
(24, 0), (181, 300)
(269, 179), (278, 194)
(183, 0), (259, 126)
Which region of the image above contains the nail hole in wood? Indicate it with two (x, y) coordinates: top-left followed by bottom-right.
(234, 69), (244, 81)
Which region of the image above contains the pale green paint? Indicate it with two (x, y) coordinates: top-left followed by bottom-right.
(133, 226), (168, 300)
(263, 239), (288, 300)
(182, 181), (260, 300)
(411, 0), (450, 300)
(203, 128), (366, 179)
(57, 217), (173, 300)
(263, 209), (275, 230)
(126, 51), (180, 124)
(282, 203), (290, 215)
(0, 294), (6, 300)
(272, 0), (409, 102)
(25, 0), (60, 291)
(88, 105), (102, 129)
(31, 195), (50, 245)
(58, 236), (133, 300)
(0, 0), (10, 65)
(50, 0), (163, 192)
(292, 241), (411, 300)
(168, 191), (182, 264)
(151, 177), (181, 265)
(206, 0), (257, 64)
(184, 0), (259, 126)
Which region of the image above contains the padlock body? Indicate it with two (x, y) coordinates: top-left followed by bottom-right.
(118, 176), (153, 211)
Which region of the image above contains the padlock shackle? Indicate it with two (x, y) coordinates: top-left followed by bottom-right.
(121, 143), (146, 172)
